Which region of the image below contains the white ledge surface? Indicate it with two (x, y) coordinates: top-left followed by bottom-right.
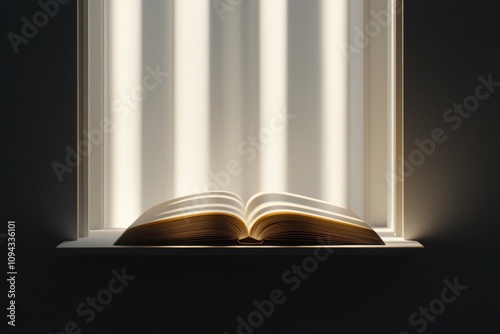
(58, 229), (423, 251)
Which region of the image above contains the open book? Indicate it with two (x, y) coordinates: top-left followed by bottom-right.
(114, 191), (385, 246)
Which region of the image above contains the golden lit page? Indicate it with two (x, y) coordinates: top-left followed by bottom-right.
(245, 192), (370, 230)
(128, 191), (246, 229)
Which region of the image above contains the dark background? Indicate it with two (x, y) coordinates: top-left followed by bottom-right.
(2, 0), (499, 333)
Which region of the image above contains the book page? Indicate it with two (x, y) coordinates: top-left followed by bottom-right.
(128, 191), (246, 229)
(245, 192), (370, 230)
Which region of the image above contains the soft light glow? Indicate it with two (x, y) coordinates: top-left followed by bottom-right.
(321, 0), (349, 208)
(105, 0), (142, 228)
(259, 0), (288, 192)
(96, 0), (398, 233)
(207, 2), (244, 197)
(388, 0), (398, 232)
(347, 0), (366, 218)
(367, 0), (391, 228)
(173, 0), (210, 197)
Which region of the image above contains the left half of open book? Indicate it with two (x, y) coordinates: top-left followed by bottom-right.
(114, 191), (385, 246)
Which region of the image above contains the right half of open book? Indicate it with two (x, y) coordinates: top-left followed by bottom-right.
(114, 191), (385, 246)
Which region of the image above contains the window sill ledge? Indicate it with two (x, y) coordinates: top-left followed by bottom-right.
(57, 229), (423, 255)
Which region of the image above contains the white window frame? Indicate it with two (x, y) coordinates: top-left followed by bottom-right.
(76, 0), (405, 241)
